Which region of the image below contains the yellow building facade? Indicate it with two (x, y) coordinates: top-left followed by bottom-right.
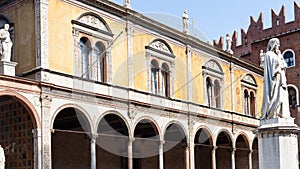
(0, 0), (263, 169)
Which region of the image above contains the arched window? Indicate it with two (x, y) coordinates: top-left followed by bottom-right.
(161, 63), (170, 97)
(241, 74), (257, 116)
(283, 49), (295, 67)
(243, 90), (249, 115)
(95, 42), (106, 82)
(203, 60), (224, 108)
(288, 86), (297, 108)
(151, 60), (159, 94)
(206, 77), (212, 107)
(250, 91), (256, 116)
(73, 12), (113, 82)
(80, 37), (91, 79)
(146, 39), (175, 97)
(214, 80), (220, 108)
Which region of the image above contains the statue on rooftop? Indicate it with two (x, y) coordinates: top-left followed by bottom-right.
(0, 24), (12, 62)
(260, 38), (290, 120)
(182, 10), (189, 34)
(225, 34), (233, 54)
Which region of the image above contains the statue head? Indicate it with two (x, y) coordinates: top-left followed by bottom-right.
(267, 38), (280, 52)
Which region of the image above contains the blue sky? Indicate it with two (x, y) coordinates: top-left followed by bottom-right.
(110, 0), (297, 42)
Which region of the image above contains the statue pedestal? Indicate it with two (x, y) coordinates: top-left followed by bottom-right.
(0, 61), (17, 76)
(256, 118), (300, 169)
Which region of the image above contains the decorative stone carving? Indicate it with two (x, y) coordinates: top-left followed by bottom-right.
(150, 40), (171, 54)
(242, 74), (256, 85)
(0, 24), (12, 62)
(205, 60), (222, 73)
(79, 15), (108, 31)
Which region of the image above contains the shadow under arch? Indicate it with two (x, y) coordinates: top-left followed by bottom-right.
(216, 130), (233, 169)
(95, 112), (130, 168)
(194, 127), (214, 169)
(235, 133), (250, 169)
(163, 122), (187, 169)
(51, 106), (92, 169)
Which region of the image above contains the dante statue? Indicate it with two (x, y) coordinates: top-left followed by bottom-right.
(0, 24), (13, 62)
(260, 38), (290, 119)
(0, 145), (5, 169)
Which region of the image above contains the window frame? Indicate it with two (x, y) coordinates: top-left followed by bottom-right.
(282, 49), (295, 68)
(72, 12), (113, 83)
(241, 74), (257, 117)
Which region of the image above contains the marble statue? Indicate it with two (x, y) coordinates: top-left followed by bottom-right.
(260, 49), (265, 67)
(182, 10), (189, 34)
(0, 145), (5, 169)
(225, 34), (233, 54)
(0, 24), (12, 62)
(260, 38), (290, 119)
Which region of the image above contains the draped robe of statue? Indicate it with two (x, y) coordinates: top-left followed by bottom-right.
(0, 145), (5, 169)
(260, 38), (290, 119)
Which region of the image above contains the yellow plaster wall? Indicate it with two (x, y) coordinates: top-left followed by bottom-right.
(48, 0), (81, 74)
(220, 62), (232, 110)
(133, 30), (151, 92)
(191, 52), (203, 104)
(48, 0), (129, 86)
(2, 0), (36, 74)
(172, 45), (187, 100)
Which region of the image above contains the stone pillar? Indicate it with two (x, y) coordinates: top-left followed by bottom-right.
(40, 94), (52, 169)
(211, 146), (217, 169)
(0, 61), (17, 76)
(256, 118), (300, 169)
(248, 150), (253, 169)
(185, 144), (190, 169)
(90, 135), (97, 169)
(189, 142), (195, 169)
(33, 129), (42, 169)
(159, 140), (164, 169)
(231, 148), (236, 169)
(128, 137), (133, 169)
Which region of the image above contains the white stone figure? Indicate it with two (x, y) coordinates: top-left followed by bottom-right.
(182, 10), (189, 34)
(0, 145), (5, 169)
(225, 34), (233, 54)
(0, 24), (12, 62)
(124, 0), (131, 8)
(260, 49), (265, 67)
(260, 38), (290, 119)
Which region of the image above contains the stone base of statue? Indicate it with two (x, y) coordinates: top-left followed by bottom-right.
(0, 60), (17, 76)
(256, 118), (300, 169)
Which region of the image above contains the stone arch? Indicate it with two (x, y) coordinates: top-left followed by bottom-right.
(234, 131), (250, 148)
(51, 103), (93, 132)
(235, 133), (250, 169)
(96, 110), (131, 137)
(241, 73), (257, 86)
(0, 89), (40, 128)
(215, 129), (233, 169)
(162, 120), (187, 140)
(204, 59), (224, 74)
(133, 116), (161, 138)
(194, 126), (214, 145)
(214, 129), (233, 146)
(148, 38), (174, 54)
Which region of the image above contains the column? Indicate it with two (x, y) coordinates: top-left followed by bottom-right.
(248, 150), (253, 169)
(90, 134), (97, 169)
(230, 62), (235, 112)
(186, 46), (192, 102)
(40, 93), (52, 169)
(33, 129), (42, 169)
(128, 137), (133, 169)
(189, 142), (195, 169)
(231, 148), (236, 169)
(185, 144), (190, 169)
(211, 146), (217, 169)
(127, 24), (134, 88)
(159, 140), (164, 169)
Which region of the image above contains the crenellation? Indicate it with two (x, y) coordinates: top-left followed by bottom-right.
(214, 2), (300, 58)
(213, 36), (224, 50)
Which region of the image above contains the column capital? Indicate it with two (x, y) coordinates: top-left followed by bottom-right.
(32, 128), (42, 138)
